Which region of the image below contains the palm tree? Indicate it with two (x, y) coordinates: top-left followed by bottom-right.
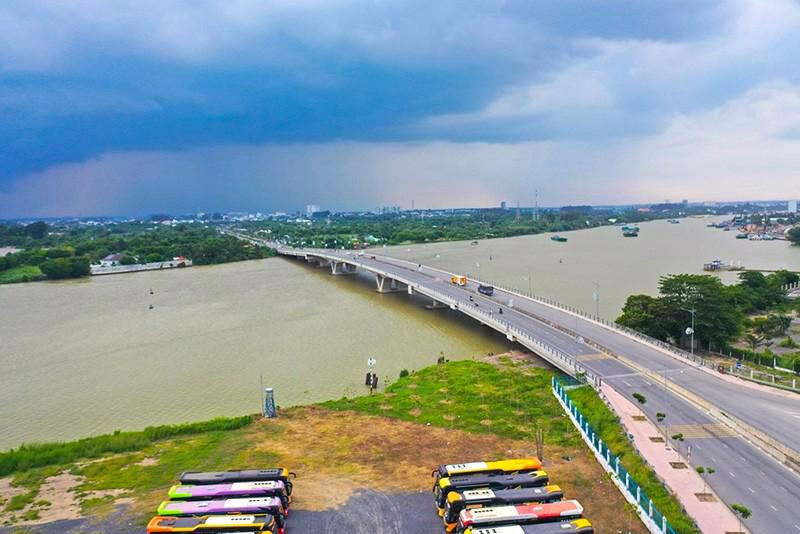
(744, 333), (764, 352)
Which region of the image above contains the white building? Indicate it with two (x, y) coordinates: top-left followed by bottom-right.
(306, 204), (320, 217)
(789, 200), (798, 213)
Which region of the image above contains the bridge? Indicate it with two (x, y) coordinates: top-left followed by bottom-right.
(229, 231), (800, 533)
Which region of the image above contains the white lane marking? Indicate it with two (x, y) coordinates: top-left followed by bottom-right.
(747, 487), (754, 493)
(644, 381), (652, 386)
(729, 472), (736, 478)
(770, 505), (778, 511)
(623, 380), (632, 387)
(794, 524), (800, 530)
(711, 457), (717, 462)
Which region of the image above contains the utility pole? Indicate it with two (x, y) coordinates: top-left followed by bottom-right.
(533, 188), (539, 221)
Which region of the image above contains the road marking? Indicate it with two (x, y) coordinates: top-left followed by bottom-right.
(770, 505), (778, 511)
(623, 380), (632, 387)
(794, 524), (800, 530)
(729, 471), (736, 478)
(644, 381), (652, 386)
(747, 487), (754, 493)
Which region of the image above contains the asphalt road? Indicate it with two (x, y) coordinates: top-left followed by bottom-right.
(279, 247), (800, 533)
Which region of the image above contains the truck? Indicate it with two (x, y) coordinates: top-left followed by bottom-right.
(451, 275), (468, 287)
(477, 284), (494, 296)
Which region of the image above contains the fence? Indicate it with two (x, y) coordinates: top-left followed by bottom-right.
(553, 377), (680, 534)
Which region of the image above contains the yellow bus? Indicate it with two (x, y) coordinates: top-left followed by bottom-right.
(433, 459), (543, 513)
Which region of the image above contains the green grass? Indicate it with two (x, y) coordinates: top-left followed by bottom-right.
(322, 359), (579, 447)
(567, 385), (700, 534)
(0, 416), (253, 477)
(0, 265), (43, 284)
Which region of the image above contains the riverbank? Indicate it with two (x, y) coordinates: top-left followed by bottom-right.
(0, 354), (669, 534)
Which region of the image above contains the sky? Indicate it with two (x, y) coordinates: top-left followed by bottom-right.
(1, 0), (800, 217)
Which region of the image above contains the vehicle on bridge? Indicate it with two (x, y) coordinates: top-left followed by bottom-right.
(477, 284), (494, 296)
(147, 514), (278, 533)
(434, 470), (550, 514)
(462, 519), (594, 533)
(443, 485), (564, 531)
(451, 275), (468, 286)
(456, 500), (584, 533)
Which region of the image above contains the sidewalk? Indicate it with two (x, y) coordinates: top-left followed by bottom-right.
(600, 383), (745, 534)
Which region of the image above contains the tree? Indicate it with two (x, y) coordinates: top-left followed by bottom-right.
(40, 256), (90, 279)
(656, 412), (667, 442)
(788, 226), (800, 246)
(744, 333), (764, 352)
(616, 294), (673, 340)
(632, 392), (647, 405)
(25, 221), (48, 240)
(731, 503), (751, 532)
(696, 466), (715, 493)
(671, 432), (685, 459)
(119, 254), (137, 265)
(658, 274), (743, 349)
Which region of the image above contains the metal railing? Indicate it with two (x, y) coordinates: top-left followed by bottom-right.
(553, 378), (681, 534)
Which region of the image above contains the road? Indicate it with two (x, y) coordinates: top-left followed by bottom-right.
(271, 245), (800, 534)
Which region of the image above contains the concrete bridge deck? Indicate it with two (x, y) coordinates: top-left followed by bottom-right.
(266, 243), (800, 534)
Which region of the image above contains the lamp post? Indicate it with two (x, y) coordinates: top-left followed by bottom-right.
(683, 308), (696, 356)
(592, 281), (600, 318)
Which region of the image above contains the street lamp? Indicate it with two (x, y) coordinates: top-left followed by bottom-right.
(592, 281), (600, 318)
(683, 308), (696, 356)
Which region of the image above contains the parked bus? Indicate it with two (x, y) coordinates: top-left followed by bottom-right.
(462, 519), (594, 534)
(433, 460), (543, 513)
(168, 481), (289, 509)
(456, 500), (584, 534)
(157, 497), (285, 522)
(179, 469), (295, 495)
(147, 514), (279, 533)
(443, 485), (564, 531)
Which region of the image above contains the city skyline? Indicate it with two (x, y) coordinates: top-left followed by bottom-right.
(2, 0), (800, 217)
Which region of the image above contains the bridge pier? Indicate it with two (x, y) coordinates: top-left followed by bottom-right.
(375, 274), (406, 293)
(330, 261), (357, 275)
(425, 299), (447, 309)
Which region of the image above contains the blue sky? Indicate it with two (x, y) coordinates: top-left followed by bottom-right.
(1, 0), (800, 217)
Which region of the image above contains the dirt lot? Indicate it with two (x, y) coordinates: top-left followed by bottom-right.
(1, 405), (645, 534)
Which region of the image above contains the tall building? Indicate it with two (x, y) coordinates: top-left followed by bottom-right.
(306, 204), (320, 217)
(789, 200), (798, 213)
(500, 201), (507, 210)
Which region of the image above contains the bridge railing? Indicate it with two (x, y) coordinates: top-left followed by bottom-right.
(464, 273), (725, 372)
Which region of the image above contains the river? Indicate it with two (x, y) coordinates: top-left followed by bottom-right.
(1, 215), (798, 449)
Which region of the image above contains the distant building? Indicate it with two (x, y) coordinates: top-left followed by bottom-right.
(306, 204), (321, 217)
(789, 200), (798, 213)
(100, 253), (123, 267)
(378, 205), (401, 215)
(500, 201), (507, 210)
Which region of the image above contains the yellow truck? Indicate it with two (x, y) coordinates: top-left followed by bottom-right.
(451, 275), (468, 287)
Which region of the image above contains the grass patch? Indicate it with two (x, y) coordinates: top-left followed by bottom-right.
(567, 385), (700, 534)
(322, 360), (579, 447)
(0, 265), (43, 284)
(0, 416), (253, 477)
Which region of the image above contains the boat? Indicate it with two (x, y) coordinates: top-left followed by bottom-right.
(550, 235), (568, 243)
(735, 233), (748, 239)
(622, 230), (639, 237)
(668, 219), (680, 224)
(703, 260), (744, 272)
(621, 225), (640, 232)
(748, 234), (763, 241)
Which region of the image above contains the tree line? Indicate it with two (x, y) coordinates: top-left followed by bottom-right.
(0, 222), (273, 283)
(616, 271), (800, 369)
